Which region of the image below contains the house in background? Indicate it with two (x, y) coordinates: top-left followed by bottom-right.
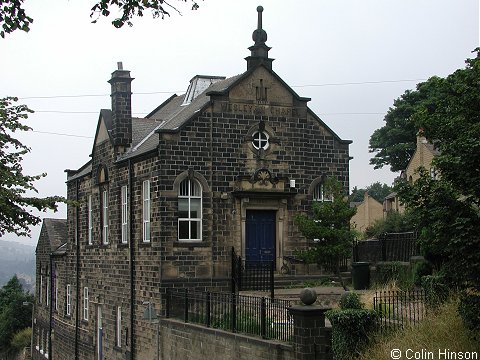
(32, 7), (351, 360)
(404, 131), (440, 183)
(351, 192), (384, 233)
(383, 131), (439, 216)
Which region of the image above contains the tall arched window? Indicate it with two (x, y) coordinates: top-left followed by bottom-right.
(178, 178), (202, 241)
(313, 182), (333, 202)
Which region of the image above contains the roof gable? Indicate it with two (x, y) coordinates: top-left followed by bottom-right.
(36, 218), (67, 254)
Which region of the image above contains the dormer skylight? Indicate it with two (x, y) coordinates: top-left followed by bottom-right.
(182, 75), (226, 106)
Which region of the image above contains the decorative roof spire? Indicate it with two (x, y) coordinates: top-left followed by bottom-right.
(252, 6), (267, 45)
(245, 5), (274, 71)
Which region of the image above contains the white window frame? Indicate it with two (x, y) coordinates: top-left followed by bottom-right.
(54, 271), (58, 312)
(178, 178), (202, 241)
(39, 274), (43, 304)
(102, 190), (109, 244)
(83, 287), (89, 321)
(121, 185), (128, 244)
(143, 180), (151, 243)
(66, 284), (71, 316)
(252, 131), (269, 150)
(88, 195), (93, 245)
(46, 272), (50, 307)
(313, 183), (333, 202)
(116, 306), (122, 347)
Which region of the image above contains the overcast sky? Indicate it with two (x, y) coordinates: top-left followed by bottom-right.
(1, 0), (478, 245)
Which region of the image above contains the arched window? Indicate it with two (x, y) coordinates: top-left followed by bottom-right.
(178, 178), (202, 241)
(313, 182), (333, 202)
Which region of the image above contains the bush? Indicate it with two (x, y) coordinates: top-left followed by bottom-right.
(422, 275), (449, 308)
(11, 327), (31, 350)
(326, 309), (378, 360)
(412, 260), (433, 286)
(458, 290), (480, 333)
(340, 292), (363, 310)
(375, 262), (412, 289)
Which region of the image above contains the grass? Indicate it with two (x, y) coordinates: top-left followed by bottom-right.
(358, 299), (478, 360)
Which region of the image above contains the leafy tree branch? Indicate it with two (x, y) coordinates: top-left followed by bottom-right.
(0, 97), (63, 237)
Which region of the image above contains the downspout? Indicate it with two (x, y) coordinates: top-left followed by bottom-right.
(75, 178), (80, 359)
(129, 159), (135, 359)
(209, 103), (214, 282)
(48, 254), (53, 359)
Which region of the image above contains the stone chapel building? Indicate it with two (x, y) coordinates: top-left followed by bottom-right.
(33, 7), (351, 360)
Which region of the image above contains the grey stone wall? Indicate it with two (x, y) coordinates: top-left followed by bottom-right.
(158, 318), (295, 360)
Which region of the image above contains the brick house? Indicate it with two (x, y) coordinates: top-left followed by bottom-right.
(33, 7), (351, 360)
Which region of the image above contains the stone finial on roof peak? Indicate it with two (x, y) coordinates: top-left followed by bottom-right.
(246, 5), (274, 71)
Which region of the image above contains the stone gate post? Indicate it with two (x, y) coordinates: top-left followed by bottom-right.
(288, 288), (332, 360)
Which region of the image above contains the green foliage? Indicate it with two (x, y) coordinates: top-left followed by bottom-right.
(412, 260), (433, 286)
(397, 171), (480, 289)
(339, 292), (363, 310)
(375, 262), (413, 289)
(458, 290), (480, 333)
(0, 275), (33, 352)
(350, 182), (393, 203)
(365, 211), (415, 238)
(0, 97), (64, 237)
(369, 86), (426, 171)
(422, 275), (449, 309)
(392, 52), (480, 295)
(295, 178), (356, 289)
(10, 327), (31, 350)
(0, 0), (200, 38)
(326, 308), (378, 360)
(0, 0), (33, 38)
(90, 0), (200, 28)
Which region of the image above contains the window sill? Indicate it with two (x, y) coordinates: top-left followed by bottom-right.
(173, 241), (209, 248)
(139, 241), (151, 248)
(114, 345), (122, 352)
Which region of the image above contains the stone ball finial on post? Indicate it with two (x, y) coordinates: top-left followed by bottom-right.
(299, 287), (317, 305)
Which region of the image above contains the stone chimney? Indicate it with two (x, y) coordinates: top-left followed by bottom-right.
(108, 62), (133, 149)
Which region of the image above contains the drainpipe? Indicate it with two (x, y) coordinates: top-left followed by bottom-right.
(209, 103), (214, 282)
(75, 178), (80, 359)
(48, 254), (53, 359)
(129, 159), (135, 359)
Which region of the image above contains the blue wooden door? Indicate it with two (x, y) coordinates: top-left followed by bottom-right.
(246, 210), (276, 263)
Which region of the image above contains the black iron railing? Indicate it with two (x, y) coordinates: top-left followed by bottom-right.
(166, 288), (293, 342)
(373, 289), (426, 333)
(354, 232), (419, 262)
(231, 247), (274, 298)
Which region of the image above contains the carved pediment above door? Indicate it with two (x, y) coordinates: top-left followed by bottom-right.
(235, 168), (287, 192)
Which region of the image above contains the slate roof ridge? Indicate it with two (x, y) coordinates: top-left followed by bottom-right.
(43, 218), (67, 252)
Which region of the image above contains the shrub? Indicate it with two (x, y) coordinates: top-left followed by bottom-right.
(375, 262), (412, 289)
(326, 309), (378, 360)
(422, 275), (449, 308)
(458, 290), (480, 333)
(340, 292), (363, 310)
(10, 327), (32, 350)
(412, 260), (433, 286)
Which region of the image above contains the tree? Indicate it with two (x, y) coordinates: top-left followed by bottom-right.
(0, 97), (63, 237)
(369, 76), (445, 172)
(295, 178), (357, 290)
(364, 211), (414, 238)
(0, 0), (200, 37)
(0, 275), (33, 353)
(395, 51), (480, 290)
(349, 182), (392, 203)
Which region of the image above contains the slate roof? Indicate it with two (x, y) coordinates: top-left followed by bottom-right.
(117, 74), (242, 161)
(68, 65), (350, 174)
(41, 218), (67, 253)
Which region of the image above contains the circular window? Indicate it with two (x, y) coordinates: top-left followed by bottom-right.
(252, 131), (269, 150)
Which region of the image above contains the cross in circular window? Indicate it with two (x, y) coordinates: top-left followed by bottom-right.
(252, 131), (269, 150)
